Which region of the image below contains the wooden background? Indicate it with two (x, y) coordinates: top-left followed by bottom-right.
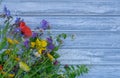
(1, 0), (120, 78)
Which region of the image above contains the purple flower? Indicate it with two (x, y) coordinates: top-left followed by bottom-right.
(3, 6), (11, 17)
(47, 37), (53, 43)
(41, 20), (49, 30)
(24, 40), (29, 48)
(53, 60), (59, 65)
(6, 10), (10, 17)
(32, 32), (38, 38)
(15, 18), (20, 23)
(47, 43), (54, 50)
(47, 37), (54, 50)
(14, 28), (21, 33)
(4, 6), (7, 13)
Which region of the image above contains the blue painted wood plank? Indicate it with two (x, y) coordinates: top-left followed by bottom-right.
(59, 49), (120, 78)
(1, 1), (120, 15)
(79, 65), (120, 78)
(52, 31), (120, 49)
(14, 16), (120, 31)
(59, 49), (120, 65)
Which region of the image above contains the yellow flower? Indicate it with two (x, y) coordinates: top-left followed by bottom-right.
(5, 49), (11, 54)
(47, 53), (54, 61)
(38, 49), (42, 54)
(7, 38), (14, 45)
(13, 39), (19, 44)
(38, 47), (46, 54)
(1, 71), (15, 78)
(7, 38), (19, 45)
(30, 42), (35, 48)
(35, 38), (41, 45)
(14, 57), (20, 61)
(35, 39), (47, 55)
(41, 40), (47, 47)
(8, 74), (15, 78)
(42, 47), (46, 50)
(36, 39), (42, 48)
(19, 62), (30, 72)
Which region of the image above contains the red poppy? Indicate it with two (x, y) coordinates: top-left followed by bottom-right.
(19, 21), (32, 38)
(0, 65), (3, 70)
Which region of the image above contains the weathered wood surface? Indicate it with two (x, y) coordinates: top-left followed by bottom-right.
(1, 0), (120, 78)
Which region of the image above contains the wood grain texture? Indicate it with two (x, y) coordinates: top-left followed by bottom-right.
(11, 16), (120, 31)
(1, 0), (120, 15)
(1, 0), (120, 78)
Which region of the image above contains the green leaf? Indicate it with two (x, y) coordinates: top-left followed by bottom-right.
(61, 33), (67, 39)
(53, 46), (59, 51)
(64, 65), (89, 78)
(0, 37), (7, 50)
(54, 53), (60, 59)
(2, 22), (9, 37)
(23, 75), (30, 78)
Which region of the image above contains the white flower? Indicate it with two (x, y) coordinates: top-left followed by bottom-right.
(34, 52), (41, 57)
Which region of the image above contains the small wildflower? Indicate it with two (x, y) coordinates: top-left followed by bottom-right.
(32, 32), (38, 38)
(5, 49), (11, 54)
(3, 6), (11, 17)
(47, 43), (54, 50)
(24, 40), (29, 48)
(3, 6), (7, 13)
(7, 38), (19, 45)
(19, 21), (32, 38)
(34, 52), (41, 57)
(35, 39), (47, 50)
(47, 37), (53, 43)
(53, 60), (59, 65)
(8, 74), (15, 78)
(0, 65), (3, 71)
(6, 10), (11, 17)
(41, 40), (47, 47)
(19, 62), (30, 72)
(38, 49), (43, 54)
(47, 53), (54, 61)
(14, 57), (20, 61)
(15, 17), (20, 24)
(30, 42), (35, 48)
(47, 37), (54, 50)
(7, 38), (14, 45)
(41, 20), (49, 30)
(1, 71), (15, 78)
(14, 28), (21, 33)
(35, 38), (41, 46)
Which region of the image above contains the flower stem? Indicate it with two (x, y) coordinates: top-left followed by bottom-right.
(30, 59), (49, 77)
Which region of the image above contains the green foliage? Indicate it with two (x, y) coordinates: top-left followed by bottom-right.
(64, 65), (89, 78)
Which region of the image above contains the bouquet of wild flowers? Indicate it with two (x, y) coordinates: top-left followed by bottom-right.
(0, 6), (88, 78)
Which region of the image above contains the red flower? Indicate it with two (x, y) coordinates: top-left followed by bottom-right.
(19, 22), (32, 38)
(0, 65), (3, 70)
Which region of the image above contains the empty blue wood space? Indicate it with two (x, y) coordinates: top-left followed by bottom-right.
(1, 0), (120, 78)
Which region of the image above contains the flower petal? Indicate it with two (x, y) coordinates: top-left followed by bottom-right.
(19, 62), (30, 72)
(47, 53), (54, 61)
(41, 40), (47, 47)
(7, 38), (14, 45)
(30, 42), (35, 48)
